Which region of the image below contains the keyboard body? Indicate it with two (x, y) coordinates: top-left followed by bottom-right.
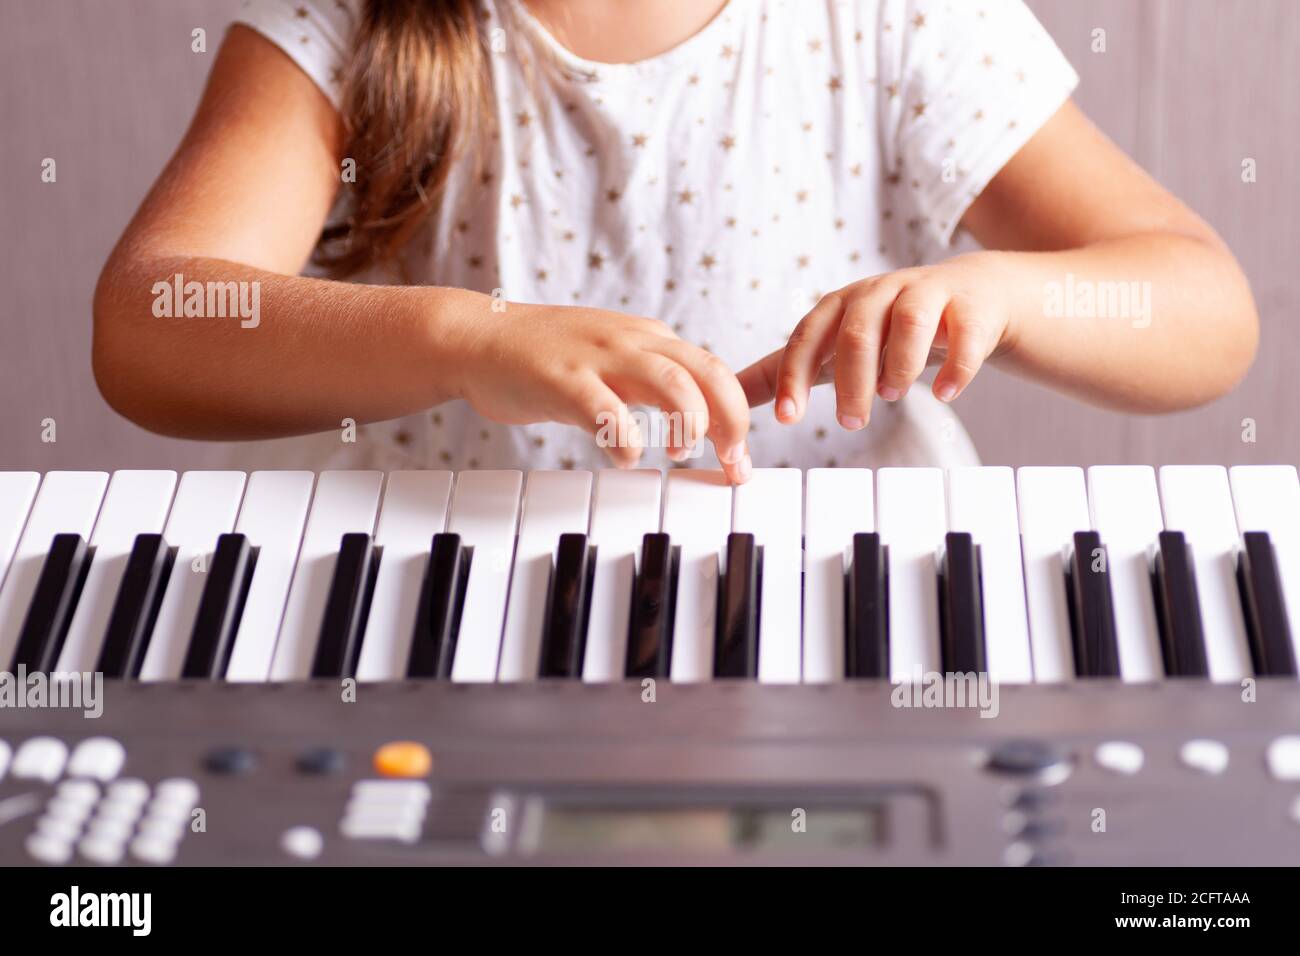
(2, 465), (1300, 866)
(3, 681), (1300, 865)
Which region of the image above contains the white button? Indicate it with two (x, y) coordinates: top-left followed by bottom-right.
(0, 739), (10, 781)
(67, 737), (125, 781)
(107, 778), (150, 805)
(351, 780), (430, 803)
(154, 777), (199, 808)
(1180, 739), (1230, 775)
(138, 816), (186, 841)
(1002, 841), (1036, 867)
(44, 796), (93, 826)
(144, 800), (193, 826)
(57, 779), (100, 805)
(79, 835), (125, 865)
(281, 825), (324, 860)
(340, 817), (422, 843)
(342, 805), (426, 830)
(96, 798), (144, 824)
(87, 816), (134, 842)
(35, 814), (82, 843)
(12, 737), (68, 782)
(1266, 735), (1300, 781)
(26, 833), (72, 865)
(1095, 740), (1145, 775)
(130, 834), (178, 865)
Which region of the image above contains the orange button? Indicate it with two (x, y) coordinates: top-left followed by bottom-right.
(373, 741), (432, 779)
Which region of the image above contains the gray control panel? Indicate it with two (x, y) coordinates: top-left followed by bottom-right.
(3, 681), (1300, 865)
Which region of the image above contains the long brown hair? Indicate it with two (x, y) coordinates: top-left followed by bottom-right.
(317, 0), (493, 277)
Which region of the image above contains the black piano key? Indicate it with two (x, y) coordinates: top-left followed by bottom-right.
(845, 532), (889, 678)
(183, 533), (255, 679)
(98, 533), (175, 678)
(12, 534), (91, 672)
(1066, 531), (1120, 678)
(311, 533), (379, 679)
(1237, 531), (1297, 677)
(408, 533), (470, 679)
(540, 533), (596, 678)
(940, 532), (986, 674)
(625, 533), (677, 678)
(715, 532), (759, 679)
(1152, 530), (1209, 677)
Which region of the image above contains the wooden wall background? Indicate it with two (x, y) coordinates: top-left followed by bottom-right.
(1, 0), (1295, 471)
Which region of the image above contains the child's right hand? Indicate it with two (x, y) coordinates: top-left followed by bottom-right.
(455, 303), (753, 483)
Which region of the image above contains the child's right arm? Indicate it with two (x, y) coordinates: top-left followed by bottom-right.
(93, 27), (752, 481)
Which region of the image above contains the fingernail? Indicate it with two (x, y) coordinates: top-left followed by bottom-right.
(936, 383), (958, 403)
(735, 454), (752, 482)
(878, 385), (901, 402)
(720, 442), (745, 464)
(667, 445), (687, 462)
(838, 414), (865, 431)
(776, 398), (797, 421)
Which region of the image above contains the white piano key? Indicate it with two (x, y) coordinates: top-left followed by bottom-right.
(224, 472), (314, 682)
(0, 473), (39, 596)
(803, 469), (873, 682)
(1229, 465), (1300, 668)
(947, 467), (1033, 684)
(582, 470), (663, 682)
(56, 471), (178, 672)
(139, 472), (248, 680)
(269, 471), (383, 681)
(733, 468), (803, 683)
(448, 471), (523, 683)
(877, 468), (945, 681)
(1087, 466), (1165, 681)
(0, 472), (108, 667)
(663, 470), (732, 682)
(355, 471), (454, 681)
(497, 470), (594, 681)
(1159, 466), (1252, 682)
(1017, 467), (1089, 683)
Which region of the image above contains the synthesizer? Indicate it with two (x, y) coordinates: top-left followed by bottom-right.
(1, 465), (1299, 866)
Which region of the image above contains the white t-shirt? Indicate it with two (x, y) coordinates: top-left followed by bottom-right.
(233, 0), (1077, 472)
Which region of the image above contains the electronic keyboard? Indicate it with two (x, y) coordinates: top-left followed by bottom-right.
(2, 465), (1300, 867)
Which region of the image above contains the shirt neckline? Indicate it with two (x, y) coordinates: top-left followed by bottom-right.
(503, 0), (744, 79)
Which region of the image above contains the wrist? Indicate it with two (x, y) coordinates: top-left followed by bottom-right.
(414, 285), (503, 403)
(951, 249), (1025, 361)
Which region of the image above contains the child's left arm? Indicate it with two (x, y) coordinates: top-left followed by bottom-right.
(738, 101), (1259, 431)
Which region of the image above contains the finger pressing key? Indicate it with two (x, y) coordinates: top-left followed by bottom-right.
(657, 339), (752, 484)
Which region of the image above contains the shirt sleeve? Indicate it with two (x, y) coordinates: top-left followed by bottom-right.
(875, 0), (1079, 248)
(232, 0), (359, 111)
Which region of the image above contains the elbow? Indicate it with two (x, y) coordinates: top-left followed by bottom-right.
(91, 260), (175, 436)
(1194, 254), (1259, 407)
(1138, 237), (1258, 414)
(91, 264), (135, 422)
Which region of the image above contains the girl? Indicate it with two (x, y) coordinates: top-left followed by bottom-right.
(93, 0), (1257, 484)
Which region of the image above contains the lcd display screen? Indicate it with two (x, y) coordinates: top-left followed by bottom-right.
(529, 804), (882, 854)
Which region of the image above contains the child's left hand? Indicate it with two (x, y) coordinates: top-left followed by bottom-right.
(736, 253), (1016, 430)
